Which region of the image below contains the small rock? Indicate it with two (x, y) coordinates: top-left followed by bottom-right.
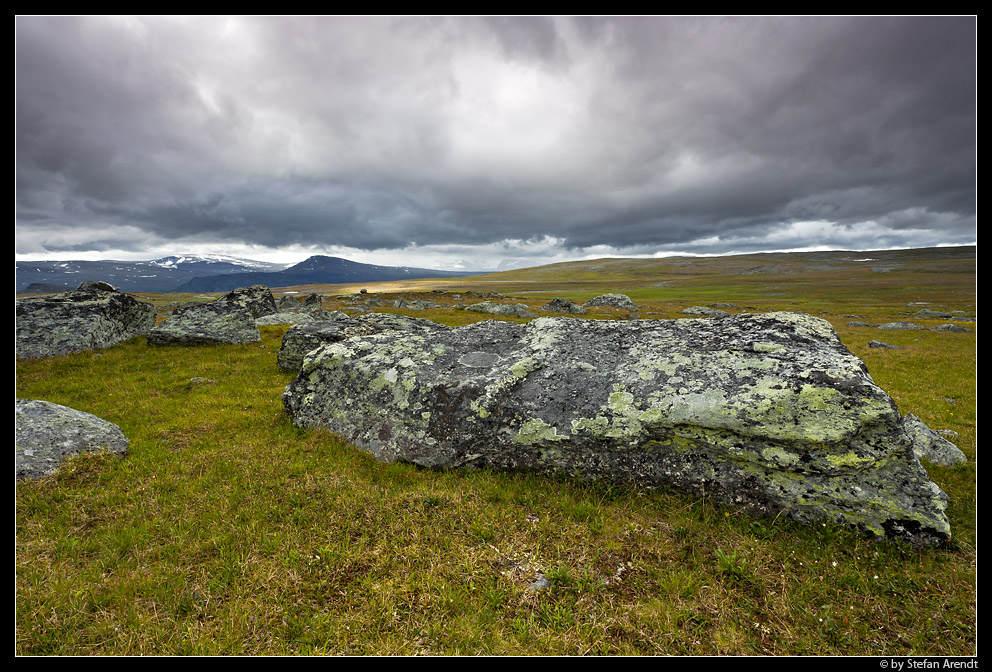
(683, 306), (729, 317)
(584, 293), (636, 311)
(540, 298), (587, 315)
(527, 575), (551, 591)
(878, 321), (925, 331)
(902, 414), (967, 466)
(867, 340), (902, 349)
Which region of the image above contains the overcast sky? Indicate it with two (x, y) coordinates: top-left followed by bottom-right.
(15, 16), (976, 271)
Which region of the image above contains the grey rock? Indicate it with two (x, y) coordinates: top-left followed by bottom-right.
(527, 575), (551, 591)
(76, 280), (119, 293)
(148, 302), (260, 346)
(878, 321), (925, 331)
(16, 399), (128, 480)
(277, 312), (449, 372)
(847, 321), (871, 327)
(215, 285), (278, 319)
(932, 323), (969, 333)
(277, 295), (302, 311)
(393, 298), (436, 311)
(256, 311), (318, 326)
(909, 309), (959, 319)
(867, 340), (903, 349)
(465, 301), (537, 318)
(302, 293), (325, 313)
(16, 284), (156, 359)
(283, 312), (952, 546)
(902, 414), (967, 467)
(683, 306), (729, 318)
(541, 298), (588, 315)
(583, 293), (636, 311)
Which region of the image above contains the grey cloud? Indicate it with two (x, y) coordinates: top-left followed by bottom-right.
(15, 16), (976, 262)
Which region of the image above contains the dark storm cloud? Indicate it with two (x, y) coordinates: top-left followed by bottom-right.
(15, 15), (976, 261)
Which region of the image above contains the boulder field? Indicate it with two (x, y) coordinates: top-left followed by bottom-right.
(283, 311), (955, 546)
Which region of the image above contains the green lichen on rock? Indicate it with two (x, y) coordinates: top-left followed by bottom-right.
(16, 283), (156, 359)
(283, 311), (952, 546)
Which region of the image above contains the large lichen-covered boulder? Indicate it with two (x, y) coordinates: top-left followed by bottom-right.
(15, 399), (129, 480)
(16, 282), (155, 359)
(147, 302), (260, 346)
(215, 285), (278, 319)
(277, 313), (449, 372)
(283, 312), (953, 546)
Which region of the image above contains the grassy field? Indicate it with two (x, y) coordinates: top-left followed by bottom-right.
(15, 247), (976, 655)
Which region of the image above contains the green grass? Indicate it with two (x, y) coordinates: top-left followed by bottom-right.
(15, 249), (976, 655)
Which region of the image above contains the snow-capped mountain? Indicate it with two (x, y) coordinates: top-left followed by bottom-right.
(16, 255), (292, 293)
(173, 255), (481, 292)
(16, 254), (482, 293)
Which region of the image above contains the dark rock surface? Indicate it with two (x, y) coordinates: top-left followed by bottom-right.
(540, 298), (587, 314)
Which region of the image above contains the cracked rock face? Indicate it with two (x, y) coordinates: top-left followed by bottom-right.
(282, 312), (952, 546)
(16, 284), (156, 359)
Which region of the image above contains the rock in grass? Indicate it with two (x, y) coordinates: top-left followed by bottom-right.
(541, 298), (587, 314)
(15, 399), (128, 480)
(902, 414), (967, 466)
(878, 321), (926, 331)
(683, 306), (729, 317)
(148, 302), (260, 346)
(283, 312), (952, 546)
(867, 340), (903, 349)
(932, 323), (969, 333)
(584, 293), (636, 310)
(16, 282), (156, 359)
(464, 301), (536, 318)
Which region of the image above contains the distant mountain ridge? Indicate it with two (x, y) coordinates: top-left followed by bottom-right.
(16, 255), (292, 293)
(16, 254), (481, 293)
(173, 255), (481, 292)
